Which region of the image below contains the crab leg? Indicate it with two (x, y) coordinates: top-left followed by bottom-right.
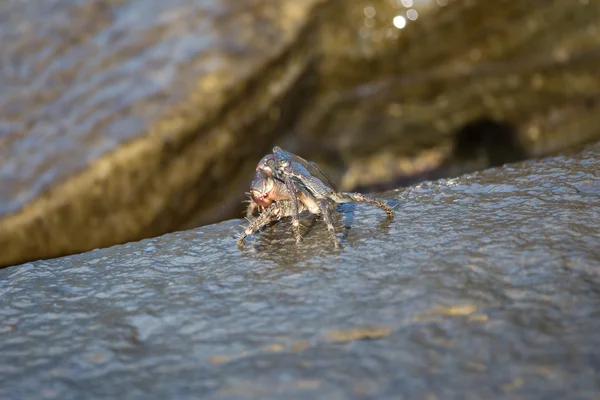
(284, 178), (303, 243)
(237, 203), (279, 247)
(246, 200), (261, 218)
(332, 192), (394, 217)
(317, 199), (339, 248)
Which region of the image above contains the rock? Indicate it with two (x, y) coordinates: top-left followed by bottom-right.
(289, 0), (600, 188)
(0, 0), (323, 266)
(1, 142), (599, 399)
(2, 0), (600, 266)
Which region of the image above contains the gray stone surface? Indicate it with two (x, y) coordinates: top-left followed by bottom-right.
(1, 143), (599, 399)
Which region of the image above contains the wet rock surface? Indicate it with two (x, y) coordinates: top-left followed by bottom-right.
(0, 0), (321, 266)
(1, 143), (599, 399)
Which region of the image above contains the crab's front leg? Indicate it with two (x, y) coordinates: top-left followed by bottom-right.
(246, 200), (260, 218)
(333, 192), (394, 217)
(237, 203), (279, 247)
(317, 199), (339, 248)
(284, 177), (303, 243)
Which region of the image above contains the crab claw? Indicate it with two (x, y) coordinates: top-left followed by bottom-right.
(250, 178), (275, 207)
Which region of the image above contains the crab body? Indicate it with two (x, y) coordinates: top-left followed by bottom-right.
(239, 147), (394, 247)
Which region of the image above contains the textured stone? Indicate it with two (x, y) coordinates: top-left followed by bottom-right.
(1, 142), (599, 399)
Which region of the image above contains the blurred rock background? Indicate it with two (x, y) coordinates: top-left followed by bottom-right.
(1, 0), (599, 267)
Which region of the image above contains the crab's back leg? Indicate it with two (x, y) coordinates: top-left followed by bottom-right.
(237, 204), (279, 247)
(333, 192), (394, 217)
(317, 199), (340, 248)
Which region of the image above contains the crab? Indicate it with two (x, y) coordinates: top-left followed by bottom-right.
(239, 147), (394, 247)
